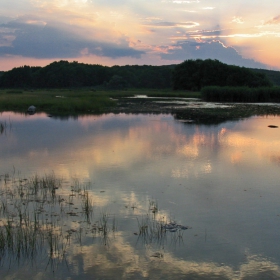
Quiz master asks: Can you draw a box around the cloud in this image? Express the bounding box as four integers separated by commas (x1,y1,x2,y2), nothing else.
232,16,244,24
202,7,215,10
265,15,280,25
0,19,144,59
168,0,200,3
159,40,268,68
144,21,199,28
0,0,279,70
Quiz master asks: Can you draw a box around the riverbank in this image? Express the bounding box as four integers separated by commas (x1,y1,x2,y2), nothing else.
1,89,280,124
112,96,280,124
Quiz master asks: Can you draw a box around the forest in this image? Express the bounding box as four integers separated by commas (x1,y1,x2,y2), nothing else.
0,61,173,89
172,59,273,90
0,59,279,90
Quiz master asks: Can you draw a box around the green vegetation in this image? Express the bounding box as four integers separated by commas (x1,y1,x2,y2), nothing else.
2,60,280,91
0,89,116,114
201,86,280,102
1,59,280,116
174,104,280,125
0,89,199,115
0,171,189,268
252,68,280,86
172,59,272,90
0,61,173,89
0,172,118,267
141,90,200,98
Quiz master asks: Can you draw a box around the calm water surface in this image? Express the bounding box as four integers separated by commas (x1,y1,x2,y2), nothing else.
1,111,280,279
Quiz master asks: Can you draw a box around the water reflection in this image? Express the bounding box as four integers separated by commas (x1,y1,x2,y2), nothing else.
3,239,280,279
1,112,280,279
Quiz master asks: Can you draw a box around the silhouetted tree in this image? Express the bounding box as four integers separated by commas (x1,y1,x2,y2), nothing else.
172,59,272,90
0,59,274,90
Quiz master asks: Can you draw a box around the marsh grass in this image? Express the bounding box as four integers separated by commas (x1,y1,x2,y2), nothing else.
143,90,200,99
136,208,167,245
0,122,5,134
136,215,187,247
0,172,114,269
106,89,200,98
0,89,201,115
0,170,191,271
82,190,93,223
0,89,116,114
149,199,159,214
6,90,23,94
0,118,12,135
201,86,280,102
96,212,117,235
136,200,190,246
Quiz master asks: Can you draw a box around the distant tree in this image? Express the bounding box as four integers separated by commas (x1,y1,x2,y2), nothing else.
107,75,127,89
0,66,41,88
252,68,280,86
172,59,272,90
0,59,274,90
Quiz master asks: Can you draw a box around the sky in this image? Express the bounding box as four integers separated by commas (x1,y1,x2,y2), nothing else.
0,0,280,71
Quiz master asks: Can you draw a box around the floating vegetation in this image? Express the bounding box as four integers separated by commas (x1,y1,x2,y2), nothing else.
0,171,192,274
0,172,116,270
136,200,191,245
162,222,191,232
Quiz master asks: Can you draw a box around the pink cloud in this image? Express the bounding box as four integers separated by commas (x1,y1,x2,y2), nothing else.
265,15,280,25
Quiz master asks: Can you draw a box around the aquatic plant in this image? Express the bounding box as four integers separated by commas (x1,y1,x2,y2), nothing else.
0,172,108,268
136,200,191,246
0,119,12,135
82,190,93,222
0,170,192,273
136,214,167,245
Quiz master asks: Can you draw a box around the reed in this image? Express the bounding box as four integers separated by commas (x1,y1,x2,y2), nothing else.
0,122,4,134
0,171,121,269
0,88,202,115
136,214,167,245
82,190,93,222
0,89,117,114
201,86,280,102
0,169,193,272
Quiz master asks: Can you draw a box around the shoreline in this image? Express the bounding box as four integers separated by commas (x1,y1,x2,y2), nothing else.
110,97,280,124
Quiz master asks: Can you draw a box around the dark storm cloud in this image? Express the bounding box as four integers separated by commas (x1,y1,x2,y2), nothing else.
0,20,144,59
160,40,268,68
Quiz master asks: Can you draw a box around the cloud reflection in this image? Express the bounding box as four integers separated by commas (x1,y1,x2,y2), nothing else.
2,113,280,278
64,235,280,279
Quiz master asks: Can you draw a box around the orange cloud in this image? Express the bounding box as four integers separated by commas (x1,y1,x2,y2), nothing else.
265,15,280,25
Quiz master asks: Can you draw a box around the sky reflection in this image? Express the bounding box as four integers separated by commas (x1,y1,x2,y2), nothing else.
1,112,280,279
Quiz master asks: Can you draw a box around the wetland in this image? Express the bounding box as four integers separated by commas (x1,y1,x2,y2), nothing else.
1,92,280,279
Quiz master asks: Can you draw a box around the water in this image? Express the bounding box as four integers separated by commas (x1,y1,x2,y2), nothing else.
1,111,280,279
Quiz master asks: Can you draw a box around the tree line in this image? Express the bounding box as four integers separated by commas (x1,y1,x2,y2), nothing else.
0,59,278,90
172,59,272,90
0,61,173,89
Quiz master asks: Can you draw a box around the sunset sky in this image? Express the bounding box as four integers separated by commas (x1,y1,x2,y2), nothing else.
0,0,280,71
